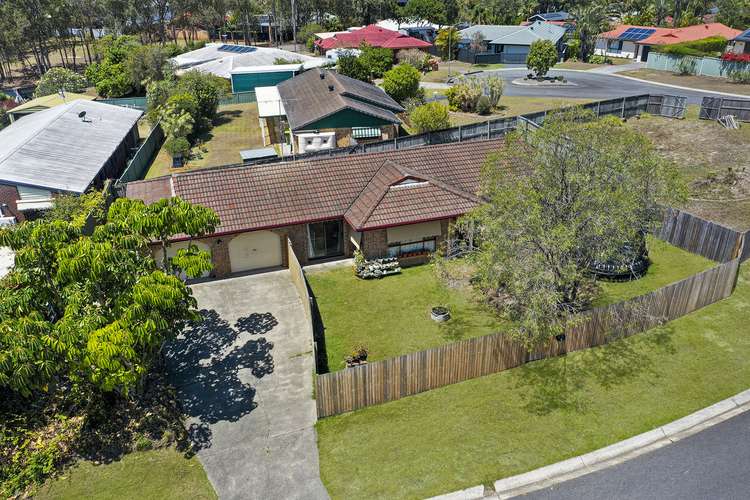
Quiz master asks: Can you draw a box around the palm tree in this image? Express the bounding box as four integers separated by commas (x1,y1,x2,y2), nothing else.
572,4,609,63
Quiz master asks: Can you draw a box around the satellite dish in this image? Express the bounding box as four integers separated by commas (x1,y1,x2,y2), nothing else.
78,111,87,119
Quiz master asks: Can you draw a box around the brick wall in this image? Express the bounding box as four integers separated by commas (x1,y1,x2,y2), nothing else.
360,229,388,258
0,183,23,222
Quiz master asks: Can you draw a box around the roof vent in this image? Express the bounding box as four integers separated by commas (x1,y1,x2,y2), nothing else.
328,84,335,91
319,69,325,79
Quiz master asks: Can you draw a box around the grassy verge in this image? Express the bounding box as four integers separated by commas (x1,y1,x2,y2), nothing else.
554,57,633,70
317,263,750,499
618,68,750,96
35,448,216,500
145,102,264,179
438,96,593,127
307,264,508,371
594,236,715,307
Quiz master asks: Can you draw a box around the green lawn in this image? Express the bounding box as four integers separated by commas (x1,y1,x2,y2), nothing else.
307,264,509,371
594,236,715,307
317,262,750,499
35,448,216,500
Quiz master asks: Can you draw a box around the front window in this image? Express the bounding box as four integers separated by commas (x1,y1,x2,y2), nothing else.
308,220,344,259
387,238,436,258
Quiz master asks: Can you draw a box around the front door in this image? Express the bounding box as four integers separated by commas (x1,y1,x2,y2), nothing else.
640,45,650,62
308,220,344,259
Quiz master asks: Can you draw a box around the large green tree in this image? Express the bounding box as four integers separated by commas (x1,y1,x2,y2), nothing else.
0,196,218,397
464,109,685,350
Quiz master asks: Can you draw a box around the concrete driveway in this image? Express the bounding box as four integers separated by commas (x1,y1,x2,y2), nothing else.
166,270,328,500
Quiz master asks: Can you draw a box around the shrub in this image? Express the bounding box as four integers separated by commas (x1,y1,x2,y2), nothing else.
165,92,199,123
566,38,581,60
435,27,459,59
134,435,153,451
34,68,88,97
527,39,558,78
445,77,482,112
476,95,491,115
396,49,430,71
728,69,750,83
675,56,697,75
482,75,504,109
410,101,450,132
174,70,227,129
298,23,324,51
722,52,750,63
656,36,728,57
382,64,422,103
337,52,371,82
358,44,394,79
86,60,132,97
588,54,606,64
164,136,191,157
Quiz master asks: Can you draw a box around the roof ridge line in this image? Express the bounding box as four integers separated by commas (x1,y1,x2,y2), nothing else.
345,160,408,228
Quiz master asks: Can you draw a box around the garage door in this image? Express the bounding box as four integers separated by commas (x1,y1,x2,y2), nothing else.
229,231,282,273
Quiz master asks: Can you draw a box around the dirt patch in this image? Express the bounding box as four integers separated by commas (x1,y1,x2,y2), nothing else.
627,109,750,230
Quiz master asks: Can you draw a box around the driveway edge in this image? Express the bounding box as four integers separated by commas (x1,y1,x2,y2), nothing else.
425,388,750,500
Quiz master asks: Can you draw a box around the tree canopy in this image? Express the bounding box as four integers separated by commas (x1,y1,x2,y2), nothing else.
0,196,218,397
463,109,686,350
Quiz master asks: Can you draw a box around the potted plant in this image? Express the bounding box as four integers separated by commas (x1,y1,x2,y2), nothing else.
164,136,191,168
345,346,369,367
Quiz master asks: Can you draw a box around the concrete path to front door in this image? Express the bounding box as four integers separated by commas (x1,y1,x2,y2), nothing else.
166,270,329,500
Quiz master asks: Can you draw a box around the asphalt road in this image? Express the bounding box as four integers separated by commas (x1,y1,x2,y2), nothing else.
520,409,750,500
480,69,727,104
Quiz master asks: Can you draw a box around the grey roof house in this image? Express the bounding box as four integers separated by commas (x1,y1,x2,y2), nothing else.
457,21,568,64
0,99,142,222
271,69,404,154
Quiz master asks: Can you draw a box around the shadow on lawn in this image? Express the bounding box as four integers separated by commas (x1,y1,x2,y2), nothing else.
516,324,676,416
166,309,277,451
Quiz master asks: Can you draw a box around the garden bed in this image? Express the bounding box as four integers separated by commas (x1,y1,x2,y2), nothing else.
317,262,750,499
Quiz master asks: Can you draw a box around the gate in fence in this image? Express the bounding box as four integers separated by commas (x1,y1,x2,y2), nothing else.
699,96,750,122
646,94,687,118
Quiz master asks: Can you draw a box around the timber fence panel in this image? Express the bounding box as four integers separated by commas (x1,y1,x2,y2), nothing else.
655,207,744,262
699,96,750,122
740,232,750,262
315,257,740,418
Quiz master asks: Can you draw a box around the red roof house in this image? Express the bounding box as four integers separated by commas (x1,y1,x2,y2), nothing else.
315,24,432,52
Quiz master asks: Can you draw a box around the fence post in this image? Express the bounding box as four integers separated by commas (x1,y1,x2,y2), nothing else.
621,97,626,118
458,125,462,142
596,101,601,117
487,120,490,139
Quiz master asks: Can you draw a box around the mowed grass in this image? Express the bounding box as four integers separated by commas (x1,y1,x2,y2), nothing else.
146,102,265,179
35,448,216,500
445,96,594,127
594,236,715,307
619,68,750,96
307,264,508,371
317,263,750,500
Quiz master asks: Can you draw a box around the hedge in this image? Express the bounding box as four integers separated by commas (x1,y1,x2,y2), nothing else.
654,36,728,57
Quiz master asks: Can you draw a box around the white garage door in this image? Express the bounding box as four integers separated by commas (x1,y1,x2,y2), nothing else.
229,231,282,273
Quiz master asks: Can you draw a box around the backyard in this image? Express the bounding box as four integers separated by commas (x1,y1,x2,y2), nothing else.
316,262,750,499
627,106,750,231
307,236,714,372
145,102,266,179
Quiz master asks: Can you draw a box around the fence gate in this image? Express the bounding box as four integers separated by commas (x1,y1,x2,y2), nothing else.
699,96,750,122
647,94,687,118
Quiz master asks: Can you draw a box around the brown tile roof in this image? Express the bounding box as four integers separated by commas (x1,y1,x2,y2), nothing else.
344,161,481,230
125,176,173,205
277,69,404,131
126,139,505,236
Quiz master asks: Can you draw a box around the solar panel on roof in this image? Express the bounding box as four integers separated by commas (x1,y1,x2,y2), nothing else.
619,28,656,41
218,44,256,53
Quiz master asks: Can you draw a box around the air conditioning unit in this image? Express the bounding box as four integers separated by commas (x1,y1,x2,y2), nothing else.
296,131,336,154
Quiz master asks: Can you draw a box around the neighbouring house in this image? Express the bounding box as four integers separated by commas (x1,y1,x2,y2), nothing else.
527,11,572,23
125,138,504,278
728,29,750,55
0,100,141,222
457,21,567,63
314,24,432,55
264,69,404,154
325,48,363,63
6,92,95,122
230,63,304,93
171,43,326,79
374,19,440,42
596,23,741,62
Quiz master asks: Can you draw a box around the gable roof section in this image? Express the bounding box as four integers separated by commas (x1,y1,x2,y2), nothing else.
0,100,142,193
344,161,481,230
735,29,750,42
277,70,404,131
459,25,526,42
489,21,566,45
126,139,504,236
529,11,570,22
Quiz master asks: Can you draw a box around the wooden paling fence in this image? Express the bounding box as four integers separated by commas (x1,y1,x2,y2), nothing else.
315,258,741,417
656,207,746,263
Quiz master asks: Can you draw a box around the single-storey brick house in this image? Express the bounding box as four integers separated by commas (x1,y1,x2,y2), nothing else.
126,139,504,278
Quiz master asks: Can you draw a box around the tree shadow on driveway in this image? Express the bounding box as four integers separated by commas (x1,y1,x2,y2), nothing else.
166,309,278,451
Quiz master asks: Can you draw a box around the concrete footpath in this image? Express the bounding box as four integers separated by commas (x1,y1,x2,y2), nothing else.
428,388,750,499
167,271,329,500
